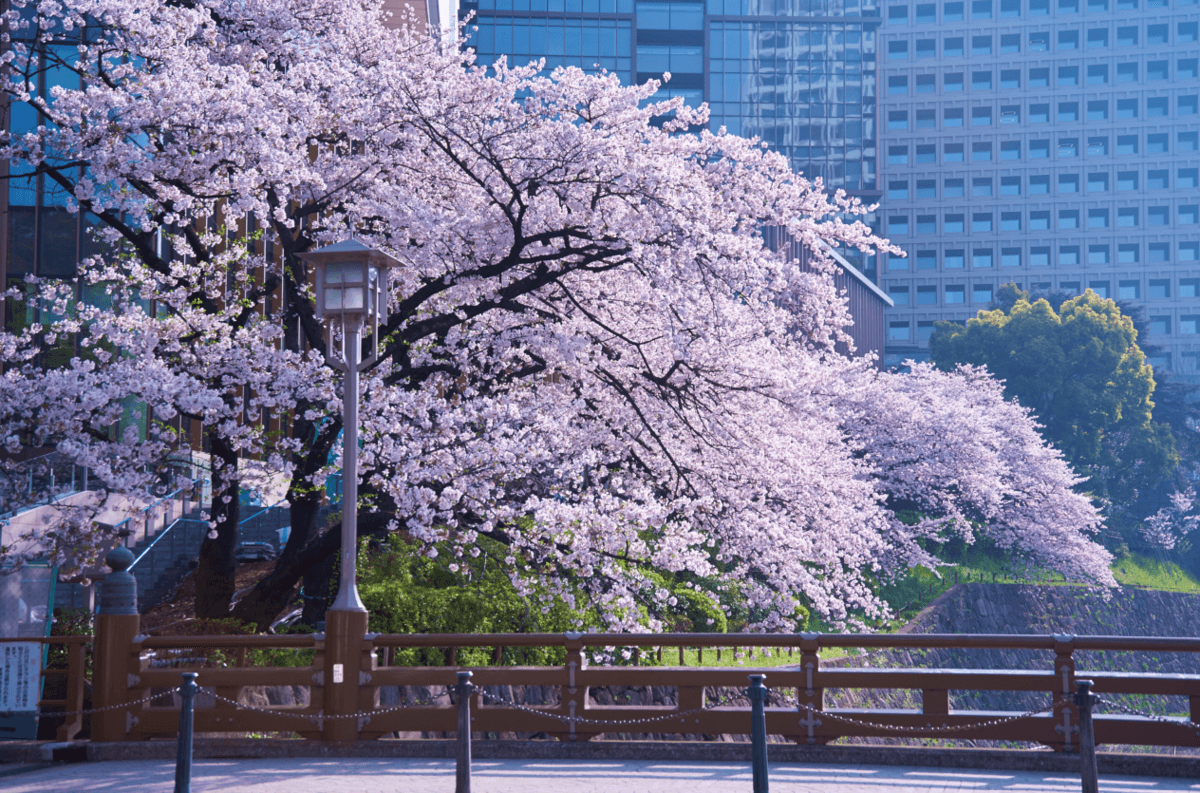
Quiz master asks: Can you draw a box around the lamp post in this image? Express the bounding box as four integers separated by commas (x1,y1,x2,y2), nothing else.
298,239,398,740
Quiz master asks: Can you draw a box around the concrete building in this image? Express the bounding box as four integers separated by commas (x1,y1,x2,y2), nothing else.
877,0,1200,379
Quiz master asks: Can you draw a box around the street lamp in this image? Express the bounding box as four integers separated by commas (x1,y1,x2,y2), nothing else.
298,239,399,614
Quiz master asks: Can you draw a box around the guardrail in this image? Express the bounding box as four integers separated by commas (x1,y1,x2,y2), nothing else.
11,627,1198,750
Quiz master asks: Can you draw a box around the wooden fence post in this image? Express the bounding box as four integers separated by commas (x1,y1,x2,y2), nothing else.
93,546,141,742
322,610,369,742
1053,634,1078,752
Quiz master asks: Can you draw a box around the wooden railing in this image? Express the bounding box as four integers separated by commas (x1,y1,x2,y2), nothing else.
17,629,1198,750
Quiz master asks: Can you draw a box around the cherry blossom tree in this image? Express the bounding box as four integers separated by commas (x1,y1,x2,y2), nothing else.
0,0,1114,629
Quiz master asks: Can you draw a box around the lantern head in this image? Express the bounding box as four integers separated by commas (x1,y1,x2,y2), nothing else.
299,239,400,326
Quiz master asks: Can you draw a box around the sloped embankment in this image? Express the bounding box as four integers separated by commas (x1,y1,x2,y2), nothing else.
825,583,1200,718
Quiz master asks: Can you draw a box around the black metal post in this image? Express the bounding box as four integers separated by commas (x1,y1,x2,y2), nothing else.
175,672,198,793
748,674,769,793
456,670,475,793
1075,679,1098,793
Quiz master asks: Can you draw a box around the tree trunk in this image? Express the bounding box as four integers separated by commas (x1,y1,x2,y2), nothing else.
194,434,240,619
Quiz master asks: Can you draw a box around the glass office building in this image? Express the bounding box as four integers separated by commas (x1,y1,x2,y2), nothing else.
877,0,1200,380
465,0,884,275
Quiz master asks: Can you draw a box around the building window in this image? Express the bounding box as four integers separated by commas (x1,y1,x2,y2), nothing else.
1117,208,1138,226
1149,279,1170,299
1117,62,1137,82
944,37,964,56
1148,60,1169,80
888,145,909,164
972,213,993,232
889,322,912,341
1030,0,1048,13
890,286,911,305
1061,281,1081,294
1001,141,1021,159
1182,242,1200,261
1149,242,1169,262
1001,33,1020,52
945,213,965,232
1147,97,1168,117
1181,21,1199,41
1058,174,1079,192
1030,210,1051,228
889,215,910,234
972,177,993,196
917,321,937,340
1117,171,1138,190
1030,175,1050,193
889,110,909,129
1119,280,1140,299
1030,103,1049,123
1180,58,1199,79
945,1,965,20
1185,281,1200,299
1002,248,1021,267
945,108,964,126
1089,245,1109,264
1001,0,1021,15
916,109,936,128
973,35,992,54
1030,139,1050,158
1087,100,1108,120
972,142,992,160
1058,102,1079,122
946,249,965,268
1117,25,1137,46
1030,247,1050,266
1087,28,1108,47
945,178,965,197
917,74,936,92
1181,205,1200,225
1029,67,1049,86
1088,173,1108,191
1148,134,1169,154
1088,209,1109,228
1001,177,1021,195
917,214,937,233
1181,315,1200,334
1058,66,1079,86
917,287,937,305
1181,96,1200,115
973,0,993,17
1150,317,1170,336
1001,69,1020,89
889,4,910,21
1148,170,1169,189
1058,30,1079,49
917,38,936,56
1059,210,1080,229
1148,206,1169,226
889,253,910,270
917,251,938,269
1089,281,1110,298
1181,132,1199,151
973,71,993,90
1088,137,1108,155
917,144,936,163
945,72,964,90
974,248,994,268
1059,246,1080,265
972,108,992,127
945,285,966,304
974,284,994,303
1148,24,1168,45
1059,138,1078,157
1118,244,1139,263
916,2,937,22
944,143,964,161
888,180,909,199
1117,135,1137,155
888,40,909,59
1087,65,1108,84
888,76,909,94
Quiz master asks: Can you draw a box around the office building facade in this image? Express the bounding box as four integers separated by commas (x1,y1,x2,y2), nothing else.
877,0,1200,380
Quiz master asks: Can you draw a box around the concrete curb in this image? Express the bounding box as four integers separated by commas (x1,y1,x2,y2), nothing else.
2,739,1195,778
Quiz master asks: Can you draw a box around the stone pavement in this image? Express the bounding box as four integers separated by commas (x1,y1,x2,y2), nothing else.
4,758,1200,792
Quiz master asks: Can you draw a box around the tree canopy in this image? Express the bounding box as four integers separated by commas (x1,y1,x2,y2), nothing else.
930,285,1178,536
0,0,1114,630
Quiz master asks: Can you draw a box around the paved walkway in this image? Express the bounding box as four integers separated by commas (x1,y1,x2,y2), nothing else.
3,758,1200,792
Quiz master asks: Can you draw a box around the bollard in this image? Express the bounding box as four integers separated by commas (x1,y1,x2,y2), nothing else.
175,672,199,793
748,674,769,793
456,671,475,793
1075,679,1098,793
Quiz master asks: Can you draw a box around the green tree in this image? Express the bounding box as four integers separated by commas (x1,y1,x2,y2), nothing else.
930,285,1177,539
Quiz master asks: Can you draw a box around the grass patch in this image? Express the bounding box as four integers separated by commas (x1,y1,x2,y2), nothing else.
1111,553,1200,594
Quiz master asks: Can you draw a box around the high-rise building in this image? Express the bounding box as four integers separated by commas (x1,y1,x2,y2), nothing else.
464,0,885,274
877,0,1200,380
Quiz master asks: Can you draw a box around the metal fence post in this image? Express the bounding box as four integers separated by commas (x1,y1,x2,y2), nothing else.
456,671,475,793
175,672,198,793
748,674,769,793
1075,679,1098,793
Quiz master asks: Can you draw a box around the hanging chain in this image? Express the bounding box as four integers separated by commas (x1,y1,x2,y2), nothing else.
1093,696,1200,734
766,691,1052,735
476,687,745,726
33,687,182,718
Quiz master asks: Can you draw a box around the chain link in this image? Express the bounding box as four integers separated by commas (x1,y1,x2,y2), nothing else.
1093,696,1200,734
476,687,744,726
767,693,1051,735
33,687,183,718
208,691,448,722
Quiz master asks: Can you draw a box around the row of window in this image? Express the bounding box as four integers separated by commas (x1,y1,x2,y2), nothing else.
890,277,1199,302
885,0,1191,25
887,170,1200,197
885,61,1198,94
887,206,1200,233
889,313,1196,342
886,97,1198,129
886,23,1198,58
885,133,1200,163
885,242,1200,270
